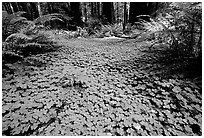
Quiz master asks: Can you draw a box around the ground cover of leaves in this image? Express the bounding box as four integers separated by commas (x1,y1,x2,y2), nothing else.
2,36,202,136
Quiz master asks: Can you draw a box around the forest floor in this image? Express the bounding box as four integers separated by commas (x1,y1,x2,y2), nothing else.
2,34,202,136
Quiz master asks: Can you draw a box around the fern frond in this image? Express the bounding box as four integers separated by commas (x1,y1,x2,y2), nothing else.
2,11,29,38
12,11,27,17
5,33,32,44
3,11,27,24
34,13,71,25
19,42,58,56
18,21,36,34
10,17,27,24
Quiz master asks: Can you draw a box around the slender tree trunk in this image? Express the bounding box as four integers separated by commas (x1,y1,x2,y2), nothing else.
47,2,52,14
47,2,54,27
116,2,119,23
37,2,42,17
90,2,94,17
9,2,14,13
123,2,127,31
94,2,97,17
83,2,87,22
111,2,115,23
10,2,18,12
97,2,100,19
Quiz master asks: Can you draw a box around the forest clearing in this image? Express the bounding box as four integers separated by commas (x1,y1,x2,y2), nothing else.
2,2,202,136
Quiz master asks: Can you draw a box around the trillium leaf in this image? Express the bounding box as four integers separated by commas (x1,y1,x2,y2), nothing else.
172,86,181,93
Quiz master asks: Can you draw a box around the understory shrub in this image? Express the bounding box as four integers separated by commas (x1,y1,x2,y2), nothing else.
53,27,89,39
139,2,201,59
85,18,102,35
136,2,202,79
88,23,124,38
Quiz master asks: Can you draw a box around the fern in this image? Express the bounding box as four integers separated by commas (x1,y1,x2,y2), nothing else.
18,21,36,35
2,11,28,38
5,33,32,44
2,11,65,66
34,13,71,25
2,51,23,64
19,42,58,56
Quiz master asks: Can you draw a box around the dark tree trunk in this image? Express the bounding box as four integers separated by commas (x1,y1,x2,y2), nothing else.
123,2,127,31
83,2,88,22
111,2,115,23
47,2,53,14
102,2,114,24
2,3,6,11
70,2,82,26
129,2,158,24
93,2,97,17
91,2,94,16
129,2,149,24
30,2,39,20
148,2,159,17
97,2,100,19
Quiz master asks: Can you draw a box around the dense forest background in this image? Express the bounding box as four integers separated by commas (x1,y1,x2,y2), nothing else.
2,2,158,27
2,2,202,78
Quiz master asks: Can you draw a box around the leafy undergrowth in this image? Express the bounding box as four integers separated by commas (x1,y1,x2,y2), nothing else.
2,37,202,136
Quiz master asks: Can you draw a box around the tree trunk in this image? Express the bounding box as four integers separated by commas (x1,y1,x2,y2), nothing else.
102,2,114,24
30,2,39,20
94,2,97,17
37,2,42,17
115,2,119,23
111,2,115,23
97,2,100,19
83,2,88,22
129,2,149,24
10,2,19,12
90,2,94,17
9,2,14,13
129,2,158,24
70,2,82,26
47,2,53,14
123,2,127,31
